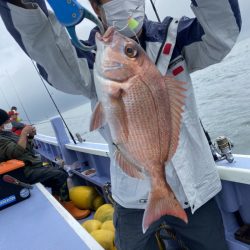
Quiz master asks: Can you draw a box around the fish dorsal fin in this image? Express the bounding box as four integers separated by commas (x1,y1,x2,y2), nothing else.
90,102,106,131
114,150,143,179
165,76,186,160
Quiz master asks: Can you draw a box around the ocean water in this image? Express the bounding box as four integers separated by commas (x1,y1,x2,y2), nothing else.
36,38,250,155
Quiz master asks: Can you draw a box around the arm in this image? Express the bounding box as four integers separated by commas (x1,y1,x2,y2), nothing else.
0,137,26,160
175,0,241,73
0,126,35,160
17,125,35,149
0,0,96,98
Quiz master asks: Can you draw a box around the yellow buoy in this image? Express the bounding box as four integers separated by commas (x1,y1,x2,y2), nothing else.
94,204,114,223
101,220,115,232
93,195,105,210
91,229,115,250
82,219,102,234
69,186,97,209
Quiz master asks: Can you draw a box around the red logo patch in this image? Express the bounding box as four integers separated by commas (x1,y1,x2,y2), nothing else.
163,43,172,55
172,66,184,76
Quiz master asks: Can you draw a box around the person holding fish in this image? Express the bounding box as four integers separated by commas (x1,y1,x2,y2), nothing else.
0,0,241,249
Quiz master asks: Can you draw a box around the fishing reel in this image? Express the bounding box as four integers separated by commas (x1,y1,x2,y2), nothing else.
210,136,234,163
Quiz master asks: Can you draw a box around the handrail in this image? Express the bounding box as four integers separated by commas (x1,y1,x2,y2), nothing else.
34,133,250,184
65,142,109,157
35,134,58,146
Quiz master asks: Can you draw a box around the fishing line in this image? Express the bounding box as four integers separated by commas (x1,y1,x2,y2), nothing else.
131,28,141,45
115,20,141,45
32,120,51,125
5,70,32,124
30,60,77,144
149,0,161,22
113,3,142,45
0,83,11,109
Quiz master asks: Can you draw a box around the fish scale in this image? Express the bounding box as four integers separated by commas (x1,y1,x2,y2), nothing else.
124,81,160,158
91,27,188,233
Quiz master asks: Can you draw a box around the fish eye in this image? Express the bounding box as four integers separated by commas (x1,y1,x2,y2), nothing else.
124,44,138,58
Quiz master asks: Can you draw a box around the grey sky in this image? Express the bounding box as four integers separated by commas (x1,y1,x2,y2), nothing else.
0,0,249,122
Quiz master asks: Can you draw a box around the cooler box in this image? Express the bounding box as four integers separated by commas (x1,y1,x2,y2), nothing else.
0,160,31,210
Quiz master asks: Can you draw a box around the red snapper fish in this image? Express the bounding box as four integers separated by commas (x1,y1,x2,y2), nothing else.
91,27,188,233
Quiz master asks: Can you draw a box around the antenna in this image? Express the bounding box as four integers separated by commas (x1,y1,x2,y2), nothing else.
31,60,77,144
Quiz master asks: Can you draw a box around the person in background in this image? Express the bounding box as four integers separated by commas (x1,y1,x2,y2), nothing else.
8,110,25,136
0,108,89,220
0,0,242,249
10,106,22,122
11,106,17,111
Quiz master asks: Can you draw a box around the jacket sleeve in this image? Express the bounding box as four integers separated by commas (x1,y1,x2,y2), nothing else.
0,0,95,98
0,139,26,160
176,0,242,73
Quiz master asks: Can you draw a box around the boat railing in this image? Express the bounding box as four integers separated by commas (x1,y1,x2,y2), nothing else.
33,116,250,250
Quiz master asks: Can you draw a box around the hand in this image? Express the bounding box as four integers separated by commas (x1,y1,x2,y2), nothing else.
29,126,37,137
18,125,35,148
21,125,36,137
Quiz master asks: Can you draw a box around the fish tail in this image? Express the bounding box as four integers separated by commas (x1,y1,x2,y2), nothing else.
142,187,188,233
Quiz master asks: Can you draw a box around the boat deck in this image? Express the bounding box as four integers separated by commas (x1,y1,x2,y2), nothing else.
0,183,103,250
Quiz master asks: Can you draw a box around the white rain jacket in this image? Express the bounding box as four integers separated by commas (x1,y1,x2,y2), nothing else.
0,0,241,212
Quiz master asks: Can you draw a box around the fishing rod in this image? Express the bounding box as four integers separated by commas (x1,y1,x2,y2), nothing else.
4,70,32,124
31,60,77,144
149,0,161,22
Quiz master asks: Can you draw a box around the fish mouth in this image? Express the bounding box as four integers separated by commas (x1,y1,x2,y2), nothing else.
95,27,118,72
95,27,131,82
96,27,116,45
98,64,130,83
102,62,123,71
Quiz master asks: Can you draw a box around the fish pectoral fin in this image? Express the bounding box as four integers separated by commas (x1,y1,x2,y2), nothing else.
114,150,143,179
107,76,137,98
142,187,188,233
107,83,123,98
90,102,106,131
